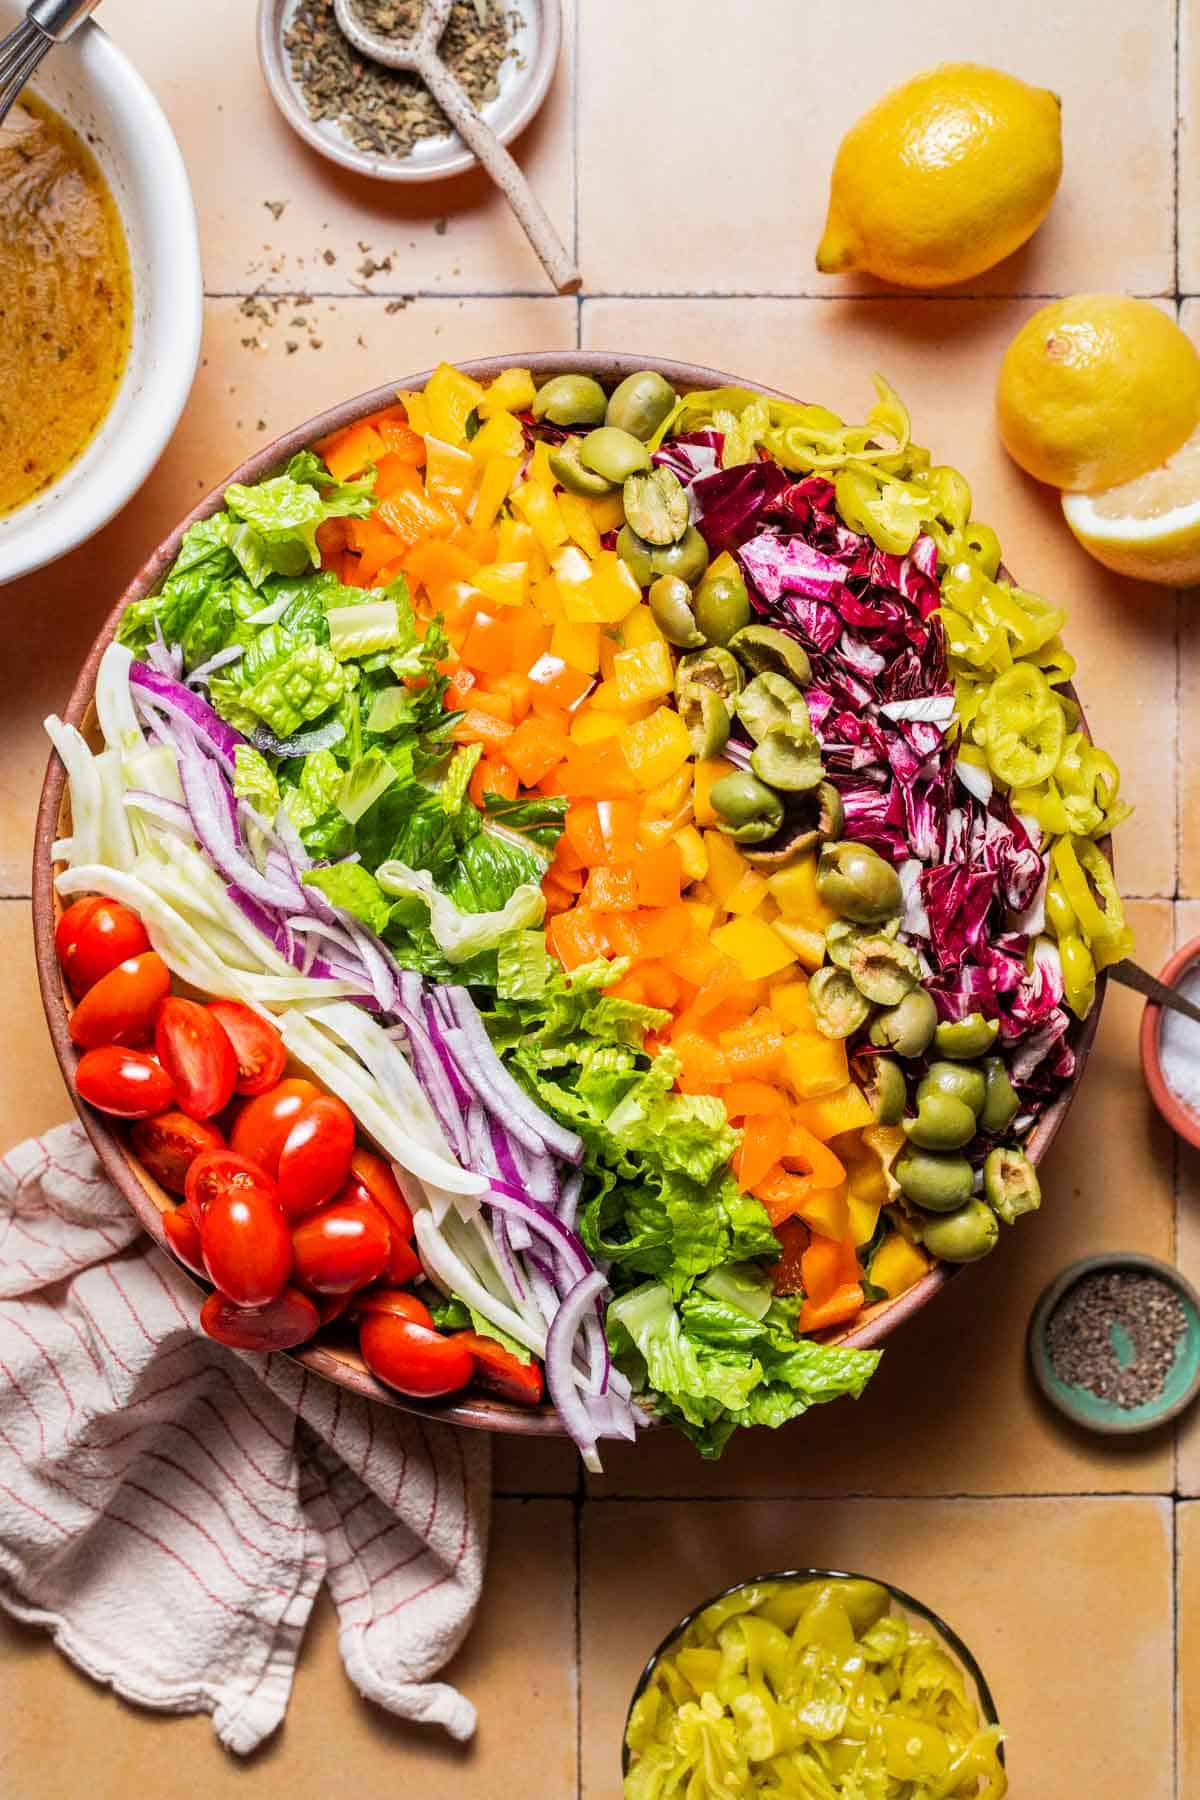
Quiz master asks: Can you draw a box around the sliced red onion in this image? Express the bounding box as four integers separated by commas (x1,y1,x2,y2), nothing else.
526,1255,560,1327
146,631,183,680
545,1271,610,1470
558,1171,583,1234
399,968,424,1015
524,1150,559,1213
484,1184,591,1281
491,1212,527,1303
422,998,473,1111
251,718,346,758
467,1102,498,1178
488,1117,527,1196
187,644,245,687
130,662,243,772
178,751,307,915
442,987,583,1165
393,1005,468,1159
123,791,193,834
345,919,400,1012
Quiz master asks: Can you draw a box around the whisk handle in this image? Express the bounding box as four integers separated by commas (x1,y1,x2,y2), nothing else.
26,0,102,44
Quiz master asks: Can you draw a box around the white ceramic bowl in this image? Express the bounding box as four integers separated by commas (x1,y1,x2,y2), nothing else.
0,8,202,585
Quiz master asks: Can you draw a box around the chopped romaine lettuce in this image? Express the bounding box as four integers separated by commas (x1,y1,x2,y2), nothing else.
302,861,393,936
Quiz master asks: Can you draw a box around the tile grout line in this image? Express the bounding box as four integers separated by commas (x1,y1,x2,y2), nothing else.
198,286,1199,304
1173,1495,1181,1800
582,1488,1178,1505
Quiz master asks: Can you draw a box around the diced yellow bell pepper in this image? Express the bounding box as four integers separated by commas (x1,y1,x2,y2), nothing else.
473,561,530,609
531,575,564,624
497,517,536,562
724,871,771,916
469,411,525,463
511,480,569,555
423,362,485,446
614,640,674,706
701,830,750,905
694,758,735,828
588,677,657,720
622,707,693,790
791,1082,875,1142
770,917,828,972
528,439,557,488
796,1184,850,1242
478,366,535,419
587,550,642,626
569,709,624,745
551,618,602,674
683,897,717,936
781,1032,849,1099
770,981,815,1032
676,825,708,883
423,436,478,513
584,491,626,533
767,853,838,930
846,1189,884,1249
471,452,522,530
869,1235,931,1300
644,766,693,817
396,388,432,436
619,605,669,652
559,492,603,559
711,916,797,980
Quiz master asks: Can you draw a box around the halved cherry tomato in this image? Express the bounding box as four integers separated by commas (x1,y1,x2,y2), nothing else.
55,897,151,998
291,1196,391,1295
382,1236,423,1286
130,1110,224,1194
205,1001,287,1096
230,1078,322,1175
68,951,170,1049
315,1292,354,1327
200,1286,319,1351
352,1287,434,1326
154,996,239,1121
358,1311,474,1398
276,1094,355,1218
346,1147,414,1241
200,1185,292,1308
75,1046,174,1118
453,1331,544,1406
161,1204,206,1277
184,1149,275,1225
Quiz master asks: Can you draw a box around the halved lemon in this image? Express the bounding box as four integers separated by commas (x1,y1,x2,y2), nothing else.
1061,422,1200,585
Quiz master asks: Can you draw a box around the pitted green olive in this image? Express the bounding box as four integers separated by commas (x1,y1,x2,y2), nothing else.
622,467,689,545
532,373,607,427
679,685,730,759
817,841,903,924
650,525,711,587
983,1145,1041,1224
807,966,871,1039
933,1013,1000,1060
604,369,677,441
826,917,898,972
895,1145,975,1212
868,987,937,1058
847,935,921,1006
580,426,651,484
918,1061,987,1116
616,523,655,587
649,574,704,648
729,624,812,686
750,721,824,792
735,672,809,743
919,1199,999,1263
548,437,615,497
675,646,743,706
979,1057,1020,1134
819,780,845,841
709,771,785,843
867,1056,907,1126
903,1092,977,1151
692,554,751,645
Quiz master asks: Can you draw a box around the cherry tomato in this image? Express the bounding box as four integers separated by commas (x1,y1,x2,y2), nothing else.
129,1109,224,1194
276,1094,355,1218
453,1331,544,1406
68,951,170,1049
75,1046,174,1118
184,1149,275,1225
382,1236,423,1286
55,896,151,998
353,1287,434,1326
315,1292,353,1327
154,996,239,1121
200,1286,319,1352
358,1311,474,1399
205,1001,287,1096
291,1196,391,1295
200,1184,292,1308
161,1204,206,1277
346,1147,414,1241
230,1078,322,1175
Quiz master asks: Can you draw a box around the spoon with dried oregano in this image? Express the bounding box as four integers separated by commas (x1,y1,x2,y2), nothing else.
333,0,579,292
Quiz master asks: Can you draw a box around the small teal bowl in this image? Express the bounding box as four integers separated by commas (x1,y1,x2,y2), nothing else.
1028,1252,1200,1435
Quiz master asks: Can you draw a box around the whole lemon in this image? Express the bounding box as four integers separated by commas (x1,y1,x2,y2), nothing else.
997,296,1200,491
816,63,1062,289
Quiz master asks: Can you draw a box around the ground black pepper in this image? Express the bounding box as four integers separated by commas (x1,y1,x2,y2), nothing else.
1046,1270,1188,1409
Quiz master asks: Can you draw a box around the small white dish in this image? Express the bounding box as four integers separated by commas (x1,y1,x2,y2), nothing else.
258,0,559,184
0,4,202,587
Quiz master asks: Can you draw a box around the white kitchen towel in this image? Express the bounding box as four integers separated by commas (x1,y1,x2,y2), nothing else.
0,1121,491,1754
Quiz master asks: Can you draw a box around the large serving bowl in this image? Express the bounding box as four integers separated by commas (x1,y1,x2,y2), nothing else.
0,5,202,584
33,354,1108,1437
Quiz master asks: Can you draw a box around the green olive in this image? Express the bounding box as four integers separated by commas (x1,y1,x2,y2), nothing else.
729,624,811,686
750,721,824,791
675,646,743,706
918,1061,987,1115
649,574,703,649
650,525,710,587
867,1056,907,1126
819,780,845,841
622,467,689,545
807,966,871,1040
919,1199,999,1263
692,556,751,646
847,935,921,1006
532,373,607,427
933,1012,1000,1060
580,426,652,484
979,1057,1020,1134
709,771,785,844
735,672,809,743
895,1146,975,1213
678,685,730,759
604,369,677,441
903,1092,978,1151
825,917,898,972
817,841,903,924
868,987,938,1058
983,1145,1041,1225
547,437,615,497
616,523,655,587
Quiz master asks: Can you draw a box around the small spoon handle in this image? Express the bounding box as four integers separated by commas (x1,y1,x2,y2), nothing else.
1107,957,1200,1027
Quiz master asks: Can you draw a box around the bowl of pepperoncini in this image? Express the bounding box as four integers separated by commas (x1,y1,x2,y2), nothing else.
623,1570,1007,1797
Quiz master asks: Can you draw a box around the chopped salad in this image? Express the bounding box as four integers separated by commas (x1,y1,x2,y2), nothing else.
45,361,1132,1464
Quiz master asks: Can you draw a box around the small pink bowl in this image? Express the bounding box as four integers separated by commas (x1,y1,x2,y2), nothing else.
1139,935,1200,1150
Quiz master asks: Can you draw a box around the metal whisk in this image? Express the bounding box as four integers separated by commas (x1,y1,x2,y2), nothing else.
0,0,102,130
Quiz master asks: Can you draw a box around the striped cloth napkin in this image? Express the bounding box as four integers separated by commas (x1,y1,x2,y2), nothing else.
0,1122,491,1754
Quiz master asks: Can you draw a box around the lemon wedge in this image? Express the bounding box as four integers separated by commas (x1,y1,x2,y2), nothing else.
1062,423,1200,585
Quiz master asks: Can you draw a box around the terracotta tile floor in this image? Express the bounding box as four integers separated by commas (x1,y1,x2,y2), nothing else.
1,2,1196,1794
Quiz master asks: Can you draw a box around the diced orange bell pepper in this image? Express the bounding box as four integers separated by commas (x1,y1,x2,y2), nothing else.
664,931,724,989
487,672,532,722
797,1283,865,1335
639,964,685,1010
800,1235,861,1306
377,415,427,463
714,1019,786,1083
554,743,639,801
550,618,602,675
316,517,350,561
372,452,427,502
527,653,594,716
790,1084,875,1143
771,1220,811,1296
548,908,610,971
783,1124,846,1191
475,561,530,609
461,611,516,678
502,716,570,786
734,1115,790,1193
597,799,641,861
722,1081,789,1119
563,801,608,867
378,482,457,548
608,970,649,1004
464,689,514,724
349,516,405,587
635,842,683,909
447,665,477,706
509,612,553,675
405,539,478,591
468,756,519,808
581,865,639,912
324,421,386,482
453,708,514,749
694,758,735,828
